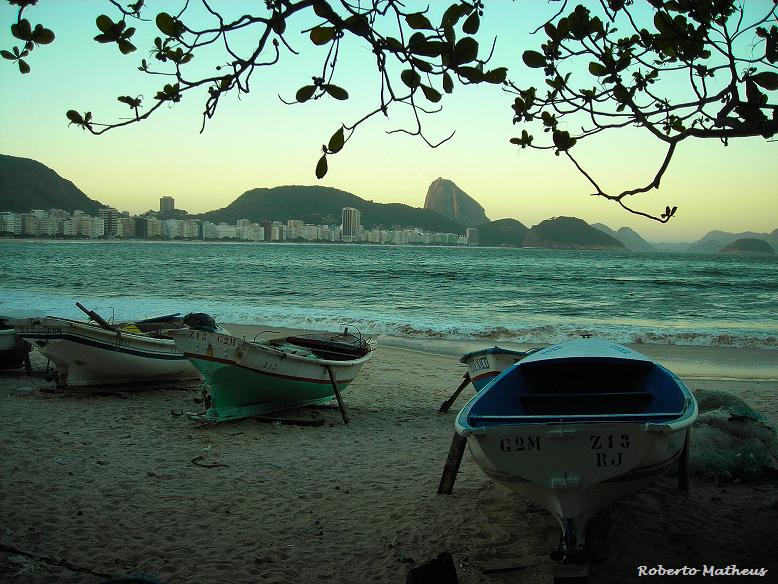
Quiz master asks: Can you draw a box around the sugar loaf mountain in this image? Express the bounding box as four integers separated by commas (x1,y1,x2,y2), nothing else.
2,153,776,251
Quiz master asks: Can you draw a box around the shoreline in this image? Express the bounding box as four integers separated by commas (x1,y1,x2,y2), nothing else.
1,326,777,582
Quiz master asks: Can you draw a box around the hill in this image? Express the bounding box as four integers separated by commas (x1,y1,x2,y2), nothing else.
200,185,464,233
423,178,489,227
524,217,624,249
688,230,773,253
719,238,775,255
591,223,654,251
476,218,528,247
0,154,103,214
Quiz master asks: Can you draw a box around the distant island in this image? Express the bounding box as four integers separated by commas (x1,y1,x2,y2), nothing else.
1,153,776,252
719,238,775,255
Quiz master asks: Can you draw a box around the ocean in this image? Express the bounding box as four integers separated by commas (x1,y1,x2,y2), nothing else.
1,239,776,349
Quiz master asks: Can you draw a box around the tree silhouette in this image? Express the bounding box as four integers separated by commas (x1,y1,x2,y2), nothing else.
3,0,776,222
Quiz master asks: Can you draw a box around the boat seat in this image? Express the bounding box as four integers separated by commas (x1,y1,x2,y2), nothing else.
470,411,685,422
519,390,654,415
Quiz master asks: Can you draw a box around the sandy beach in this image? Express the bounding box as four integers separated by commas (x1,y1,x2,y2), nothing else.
1,326,777,583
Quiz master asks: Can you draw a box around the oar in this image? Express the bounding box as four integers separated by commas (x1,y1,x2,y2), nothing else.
75,302,116,332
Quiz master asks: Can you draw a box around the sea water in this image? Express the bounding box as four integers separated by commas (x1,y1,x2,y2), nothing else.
1,240,776,349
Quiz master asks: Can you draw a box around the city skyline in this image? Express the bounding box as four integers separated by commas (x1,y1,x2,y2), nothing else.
1,2,776,242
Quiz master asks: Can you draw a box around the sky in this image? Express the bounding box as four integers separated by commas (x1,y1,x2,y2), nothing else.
0,1,776,242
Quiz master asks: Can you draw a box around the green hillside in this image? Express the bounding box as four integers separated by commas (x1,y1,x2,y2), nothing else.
199,185,464,233
477,218,528,246
524,217,624,249
0,154,103,214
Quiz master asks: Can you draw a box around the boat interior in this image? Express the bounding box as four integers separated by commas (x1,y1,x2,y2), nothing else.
269,333,372,361
467,357,689,425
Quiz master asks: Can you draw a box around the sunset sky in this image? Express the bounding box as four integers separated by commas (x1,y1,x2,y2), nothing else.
1,1,775,242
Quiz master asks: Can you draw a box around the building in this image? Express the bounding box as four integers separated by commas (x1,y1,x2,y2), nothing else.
341,207,361,242
116,217,136,238
99,207,119,237
0,212,22,235
466,227,479,245
159,196,175,213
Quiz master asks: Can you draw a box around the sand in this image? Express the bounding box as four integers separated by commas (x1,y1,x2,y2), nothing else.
1,328,777,583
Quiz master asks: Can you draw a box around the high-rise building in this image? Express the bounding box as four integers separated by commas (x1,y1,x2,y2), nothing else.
160,196,175,213
341,207,361,242
99,207,118,236
466,227,479,245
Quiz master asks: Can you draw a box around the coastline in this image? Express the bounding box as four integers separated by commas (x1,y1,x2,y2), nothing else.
1,326,776,583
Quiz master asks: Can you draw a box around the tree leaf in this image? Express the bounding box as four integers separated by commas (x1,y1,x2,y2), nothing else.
752,71,778,91
462,12,480,35
156,12,178,37
522,50,546,68
0,50,14,60
484,67,508,84
18,58,30,74
421,84,442,103
324,84,348,100
96,14,113,34
66,110,84,124
296,85,317,103
588,62,608,76
443,71,453,94
405,13,433,30
118,39,136,55
315,154,328,179
328,127,345,153
453,37,478,65
309,26,335,46
401,69,421,89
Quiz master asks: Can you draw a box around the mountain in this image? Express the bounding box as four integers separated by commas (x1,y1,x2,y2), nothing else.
0,154,103,214
423,178,489,227
524,217,624,249
477,218,529,247
767,229,778,251
719,238,775,255
688,229,772,253
591,223,654,251
200,185,465,233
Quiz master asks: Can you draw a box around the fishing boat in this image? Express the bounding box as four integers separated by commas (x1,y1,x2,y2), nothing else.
455,338,697,563
12,304,215,388
170,327,372,422
0,311,43,371
460,346,540,391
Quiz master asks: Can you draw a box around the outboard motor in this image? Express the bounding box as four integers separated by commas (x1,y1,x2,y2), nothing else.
182,312,219,332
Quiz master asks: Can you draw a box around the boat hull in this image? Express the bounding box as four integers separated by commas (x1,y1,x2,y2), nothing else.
461,420,689,545
172,329,371,421
461,347,536,391
455,338,698,552
13,317,199,388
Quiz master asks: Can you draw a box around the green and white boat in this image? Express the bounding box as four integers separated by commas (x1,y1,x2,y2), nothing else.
171,327,372,422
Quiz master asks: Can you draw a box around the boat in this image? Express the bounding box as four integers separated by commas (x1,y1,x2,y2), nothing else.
455,338,698,563
170,326,373,422
12,304,216,388
0,311,43,371
460,346,540,391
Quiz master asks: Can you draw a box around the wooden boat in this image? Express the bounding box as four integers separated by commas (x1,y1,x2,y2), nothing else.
0,311,42,371
12,305,213,388
460,346,540,391
171,327,372,422
455,338,697,562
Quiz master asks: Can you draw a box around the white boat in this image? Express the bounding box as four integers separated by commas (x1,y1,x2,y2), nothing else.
455,338,697,562
460,346,539,391
170,327,372,422
0,311,43,371
12,308,212,388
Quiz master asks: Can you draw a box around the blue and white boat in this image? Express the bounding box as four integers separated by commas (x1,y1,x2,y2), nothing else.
460,346,539,391
455,338,697,561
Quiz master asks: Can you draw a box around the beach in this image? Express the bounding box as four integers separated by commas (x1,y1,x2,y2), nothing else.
1,327,777,583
